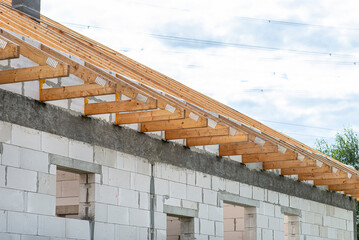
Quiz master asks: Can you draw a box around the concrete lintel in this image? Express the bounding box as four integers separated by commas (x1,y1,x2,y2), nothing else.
163,205,198,218
49,154,101,174
219,192,260,208
281,206,301,217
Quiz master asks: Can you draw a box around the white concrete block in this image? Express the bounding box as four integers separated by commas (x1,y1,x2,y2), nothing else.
94,222,115,240
186,185,202,203
156,229,166,240
154,178,169,196
38,172,56,196
108,205,130,225
7,167,37,192
114,225,137,240
212,176,225,191
41,132,69,157
182,200,198,210
164,197,181,207
0,233,20,240
253,186,265,201
94,145,116,167
0,166,5,187
49,164,56,175
131,173,150,193
94,203,108,223
155,196,164,212
0,121,11,143
215,221,223,237
225,180,239,194
11,125,41,150
26,192,55,215
95,184,118,205
239,183,252,198
69,140,93,162
203,189,217,205
198,203,209,219
208,205,222,221
0,188,24,211
108,168,131,189
20,148,48,173
289,196,300,209
169,181,186,199
65,218,90,240
0,210,6,232
118,188,139,208
262,202,275,217
196,172,211,189
117,152,137,172
186,170,196,185
140,192,150,210
38,215,65,238
2,144,20,167
278,193,289,207
154,212,167,230
161,164,182,182
7,211,37,235
200,219,214,235
129,208,150,227
267,190,279,204
136,158,151,176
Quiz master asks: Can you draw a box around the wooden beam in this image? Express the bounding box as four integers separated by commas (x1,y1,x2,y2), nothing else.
116,109,185,124
263,159,316,170
328,182,359,191
0,64,69,84
0,36,19,60
165,124,229,140
314,178,359,186
219,142,277,156
344,189,359,195
281,165,331,175
242,151,297,163
186,134,248,146
40,83,116,101
298,171,348,181
85,98,157,115
141,117,207,132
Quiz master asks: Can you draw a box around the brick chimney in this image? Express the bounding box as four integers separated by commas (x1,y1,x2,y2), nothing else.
12,0,41,19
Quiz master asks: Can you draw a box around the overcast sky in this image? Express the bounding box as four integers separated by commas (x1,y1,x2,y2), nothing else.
41,0,359,147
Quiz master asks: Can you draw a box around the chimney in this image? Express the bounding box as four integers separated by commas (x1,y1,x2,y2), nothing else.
12,0,41,19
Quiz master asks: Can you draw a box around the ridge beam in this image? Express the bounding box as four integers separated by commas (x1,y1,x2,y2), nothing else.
116,109,185,124
40,83,116,101
219,142,277,156
0,35,20,60
85,98,157,115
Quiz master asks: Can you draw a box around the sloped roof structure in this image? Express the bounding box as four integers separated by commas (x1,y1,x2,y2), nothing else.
1,0,359,199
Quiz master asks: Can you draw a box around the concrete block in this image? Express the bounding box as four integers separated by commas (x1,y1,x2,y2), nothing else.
18,235,48,240
0,82,22,95
239,183,252,198
136,157,151,176
212,176,225,191
169,181,186,199
208,205,222,221
200,219,214,235
155,196,164,212
49,164,56,175
108,167,131,189
41,132,69,157
0,188,24,211
261,229,273,240
257,215,269,228
114,225,137,240
26,192,55,215
94,222,115,240
117,152,137,172
65,218,90,240
0,121,11,143
20,148,48,173
186,185,202,203
196,172,211,189
267,190,279,204
131,173,150,193
11,125,41,150
198,203,209,219
225,180,239,194
161,164,182,182
0,166,5,187
94,146,116,167
0,210,6,232
154,212,167,230
261,202,275,217
38,215,65,238
164,197,181,207
0,233,20,240
182,200,198,210
140,192,150,210
38,172,56,196
129,208,150,227
278,193,289,207
7,167,37,192
155,229,166,240
154,178,169,196
94,203,108,222
2,144,20,167
95,184,118,205
215,221,223,237
7,211,37,235
107,205,129,225
203,189,217,206
69,140,93,163
253,186,265,201
118,188,139,208
186,170,196,185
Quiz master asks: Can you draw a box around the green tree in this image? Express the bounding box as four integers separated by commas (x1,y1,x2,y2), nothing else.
315,127,359,237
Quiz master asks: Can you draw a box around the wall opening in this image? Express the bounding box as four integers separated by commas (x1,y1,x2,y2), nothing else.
56,170,80,218
284,214,300,240
223,202,257,239
166,215,194,239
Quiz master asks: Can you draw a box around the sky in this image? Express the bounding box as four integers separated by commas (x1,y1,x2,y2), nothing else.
41,0,359,147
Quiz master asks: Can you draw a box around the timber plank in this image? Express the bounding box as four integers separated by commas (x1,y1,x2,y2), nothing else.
186,134,248,146
116,109,185,124
219,142,277,156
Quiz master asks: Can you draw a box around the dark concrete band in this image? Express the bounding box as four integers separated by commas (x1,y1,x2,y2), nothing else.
0,89,356,213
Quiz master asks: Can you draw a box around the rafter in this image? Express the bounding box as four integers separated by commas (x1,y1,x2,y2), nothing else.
40,83,116,101
281,165,331,175
0,35,19,60
298,171,348,181
219,142,277,156
314,178,359,186
263,159,316,170
328,182,359,191
85,98,157,115
186,134,248,147
116,109,185,124
242,151,297,163
165,124,229,140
